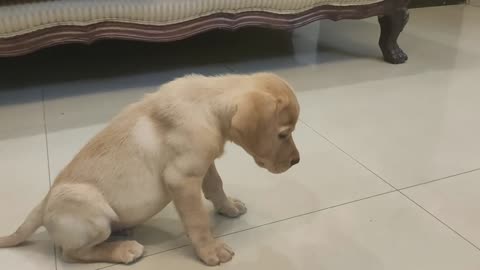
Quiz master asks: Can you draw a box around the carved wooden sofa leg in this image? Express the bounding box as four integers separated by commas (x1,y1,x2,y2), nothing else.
378,5,409,64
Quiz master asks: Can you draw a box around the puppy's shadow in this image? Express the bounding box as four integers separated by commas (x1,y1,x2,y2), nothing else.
109,217,186,247
172,242,300,269
125,205,244,245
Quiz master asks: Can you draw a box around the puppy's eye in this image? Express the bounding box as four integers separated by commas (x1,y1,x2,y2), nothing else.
278,133,289,139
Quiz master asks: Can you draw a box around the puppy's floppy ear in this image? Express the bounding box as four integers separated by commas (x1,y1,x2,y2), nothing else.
230,91,275,148
275,96,287,112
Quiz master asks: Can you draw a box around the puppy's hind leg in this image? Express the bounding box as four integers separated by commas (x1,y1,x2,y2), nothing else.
64,240,144,264
45,185,144,264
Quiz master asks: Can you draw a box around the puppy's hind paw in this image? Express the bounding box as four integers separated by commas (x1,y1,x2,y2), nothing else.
114,241,144,264
217,197,247,218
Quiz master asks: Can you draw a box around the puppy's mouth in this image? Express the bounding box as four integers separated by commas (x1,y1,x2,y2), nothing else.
254,158,287,174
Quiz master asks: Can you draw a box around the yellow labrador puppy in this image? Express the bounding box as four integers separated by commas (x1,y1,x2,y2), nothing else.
0,73,300,266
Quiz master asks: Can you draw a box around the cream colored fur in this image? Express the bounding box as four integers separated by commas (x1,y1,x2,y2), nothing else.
0,73,300,266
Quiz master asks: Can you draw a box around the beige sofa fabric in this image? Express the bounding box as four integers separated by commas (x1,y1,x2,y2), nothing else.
0,0,382,37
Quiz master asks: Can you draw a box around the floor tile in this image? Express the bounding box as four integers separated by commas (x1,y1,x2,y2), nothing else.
403,169,480,247
107,192,480,270
49,121,391,270
0,89,46,140
0,90,55,270
297,68,480,188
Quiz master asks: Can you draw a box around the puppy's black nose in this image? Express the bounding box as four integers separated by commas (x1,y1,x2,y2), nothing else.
290,157,300,166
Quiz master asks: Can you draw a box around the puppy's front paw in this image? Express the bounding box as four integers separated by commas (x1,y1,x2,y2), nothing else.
217,197,247,218
196,240,234,266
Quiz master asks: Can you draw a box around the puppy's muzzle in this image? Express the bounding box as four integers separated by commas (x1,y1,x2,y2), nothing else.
290,157,300,167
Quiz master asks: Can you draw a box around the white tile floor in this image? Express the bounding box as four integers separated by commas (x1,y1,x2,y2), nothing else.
1,4,480,270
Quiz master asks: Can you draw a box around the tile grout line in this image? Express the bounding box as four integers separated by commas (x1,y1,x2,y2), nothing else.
300,119,480,190
300,119,480,192
215,191,396,238
96,190,397,270
41,90,53,187
398,167,480,191
299,119,480,252
299,119,397,190
399,190,480,251
41,89,58,270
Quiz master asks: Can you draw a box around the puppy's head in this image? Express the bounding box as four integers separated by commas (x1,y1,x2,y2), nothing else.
230,73,300,174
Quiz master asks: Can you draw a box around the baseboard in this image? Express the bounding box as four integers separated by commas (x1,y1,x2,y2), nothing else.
409,0,466,8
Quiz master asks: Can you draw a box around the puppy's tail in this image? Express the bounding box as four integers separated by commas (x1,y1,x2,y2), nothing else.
0,201,44,247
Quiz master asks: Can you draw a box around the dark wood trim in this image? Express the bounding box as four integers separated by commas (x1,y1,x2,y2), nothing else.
409,0,465,8
0,2,390,57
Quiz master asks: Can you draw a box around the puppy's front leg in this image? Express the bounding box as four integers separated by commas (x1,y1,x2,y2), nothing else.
203,163,247,218
166,168,234,266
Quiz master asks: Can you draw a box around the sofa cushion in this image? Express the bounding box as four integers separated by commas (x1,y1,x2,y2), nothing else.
0,0,382,37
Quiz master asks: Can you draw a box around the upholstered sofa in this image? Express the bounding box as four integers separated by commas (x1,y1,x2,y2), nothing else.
0,0,410,63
